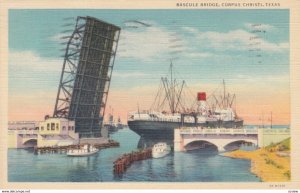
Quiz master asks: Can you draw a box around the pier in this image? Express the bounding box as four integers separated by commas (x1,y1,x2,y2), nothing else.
113,148,152,175
34,140,119,154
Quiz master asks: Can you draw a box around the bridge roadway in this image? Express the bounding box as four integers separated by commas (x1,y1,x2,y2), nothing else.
174,127,258,152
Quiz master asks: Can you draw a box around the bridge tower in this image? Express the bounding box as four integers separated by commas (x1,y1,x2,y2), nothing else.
53,16,121,138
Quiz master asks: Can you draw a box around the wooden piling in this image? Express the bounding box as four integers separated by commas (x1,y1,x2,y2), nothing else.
113,148,152,175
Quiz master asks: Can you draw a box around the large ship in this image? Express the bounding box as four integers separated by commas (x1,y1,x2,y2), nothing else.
127,64,243,141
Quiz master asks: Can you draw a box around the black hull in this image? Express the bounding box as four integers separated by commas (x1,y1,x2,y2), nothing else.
128,119,244,141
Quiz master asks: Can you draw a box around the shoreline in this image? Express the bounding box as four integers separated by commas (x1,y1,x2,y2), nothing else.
223,149,290,182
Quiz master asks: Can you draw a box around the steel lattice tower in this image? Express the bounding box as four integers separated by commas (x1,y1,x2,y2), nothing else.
53,16,121,138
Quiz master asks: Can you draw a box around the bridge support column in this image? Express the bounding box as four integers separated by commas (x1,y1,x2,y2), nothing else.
217,146,226,153
174,129,183,152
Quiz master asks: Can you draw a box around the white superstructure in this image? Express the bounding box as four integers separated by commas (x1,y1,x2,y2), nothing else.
67,144,99,157
152,142,171,158
128,111,210,123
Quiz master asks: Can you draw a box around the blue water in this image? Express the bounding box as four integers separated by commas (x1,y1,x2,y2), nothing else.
8,128,261,182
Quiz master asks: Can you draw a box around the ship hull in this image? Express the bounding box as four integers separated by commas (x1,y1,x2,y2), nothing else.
128,119,244,141
128,120,194,140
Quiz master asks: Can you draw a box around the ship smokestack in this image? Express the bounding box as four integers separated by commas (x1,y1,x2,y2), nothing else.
197,92,206,101
197,92,207,111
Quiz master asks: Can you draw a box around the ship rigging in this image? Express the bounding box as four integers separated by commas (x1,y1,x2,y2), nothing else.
127,62,244,143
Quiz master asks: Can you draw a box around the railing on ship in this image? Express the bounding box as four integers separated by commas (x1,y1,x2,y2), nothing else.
128,117,197,123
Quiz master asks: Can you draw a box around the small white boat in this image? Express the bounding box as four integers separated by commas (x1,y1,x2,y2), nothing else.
152,142,171,158
67,144,99,157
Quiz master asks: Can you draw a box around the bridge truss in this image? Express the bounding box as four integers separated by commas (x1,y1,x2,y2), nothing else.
53,16,121,138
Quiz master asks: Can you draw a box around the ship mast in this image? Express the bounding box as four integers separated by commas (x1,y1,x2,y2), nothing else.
211,80,237,111
223,79,226,108
162,78,173,113
170,62,175,113
161,62,185,114
150,62,189,114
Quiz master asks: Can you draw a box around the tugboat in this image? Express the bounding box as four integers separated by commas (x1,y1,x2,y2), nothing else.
152,142,171,158
67,144,99,157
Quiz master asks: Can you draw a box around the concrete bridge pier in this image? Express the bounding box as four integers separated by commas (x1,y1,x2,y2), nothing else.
218,146,226,153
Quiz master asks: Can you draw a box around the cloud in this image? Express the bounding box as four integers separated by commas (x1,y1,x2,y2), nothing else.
8,51,62,120
235,74,289,83
194,29,288,53
49,23,183,61
49,23,287,63
119,25,217,60
244,23,274,31
182,26,198,34
9,51,62,94
117,26,188,60
113,71,149,78
9,51,62,72
181,25,288,53
184,52,214,58
260,42,289,52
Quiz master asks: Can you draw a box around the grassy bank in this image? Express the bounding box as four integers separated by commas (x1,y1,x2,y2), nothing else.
223,138,290,182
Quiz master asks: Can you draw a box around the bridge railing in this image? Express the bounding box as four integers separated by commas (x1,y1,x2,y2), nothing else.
15,130,39,135
179,127,258,135
261,128,290,134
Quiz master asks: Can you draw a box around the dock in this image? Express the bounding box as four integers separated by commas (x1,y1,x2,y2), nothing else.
34,140,120,154
113,148,152,175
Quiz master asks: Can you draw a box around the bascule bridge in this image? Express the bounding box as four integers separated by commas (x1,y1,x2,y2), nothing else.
53,16,121,138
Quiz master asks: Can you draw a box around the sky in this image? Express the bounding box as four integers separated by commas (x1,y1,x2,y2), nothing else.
8,9,290,125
